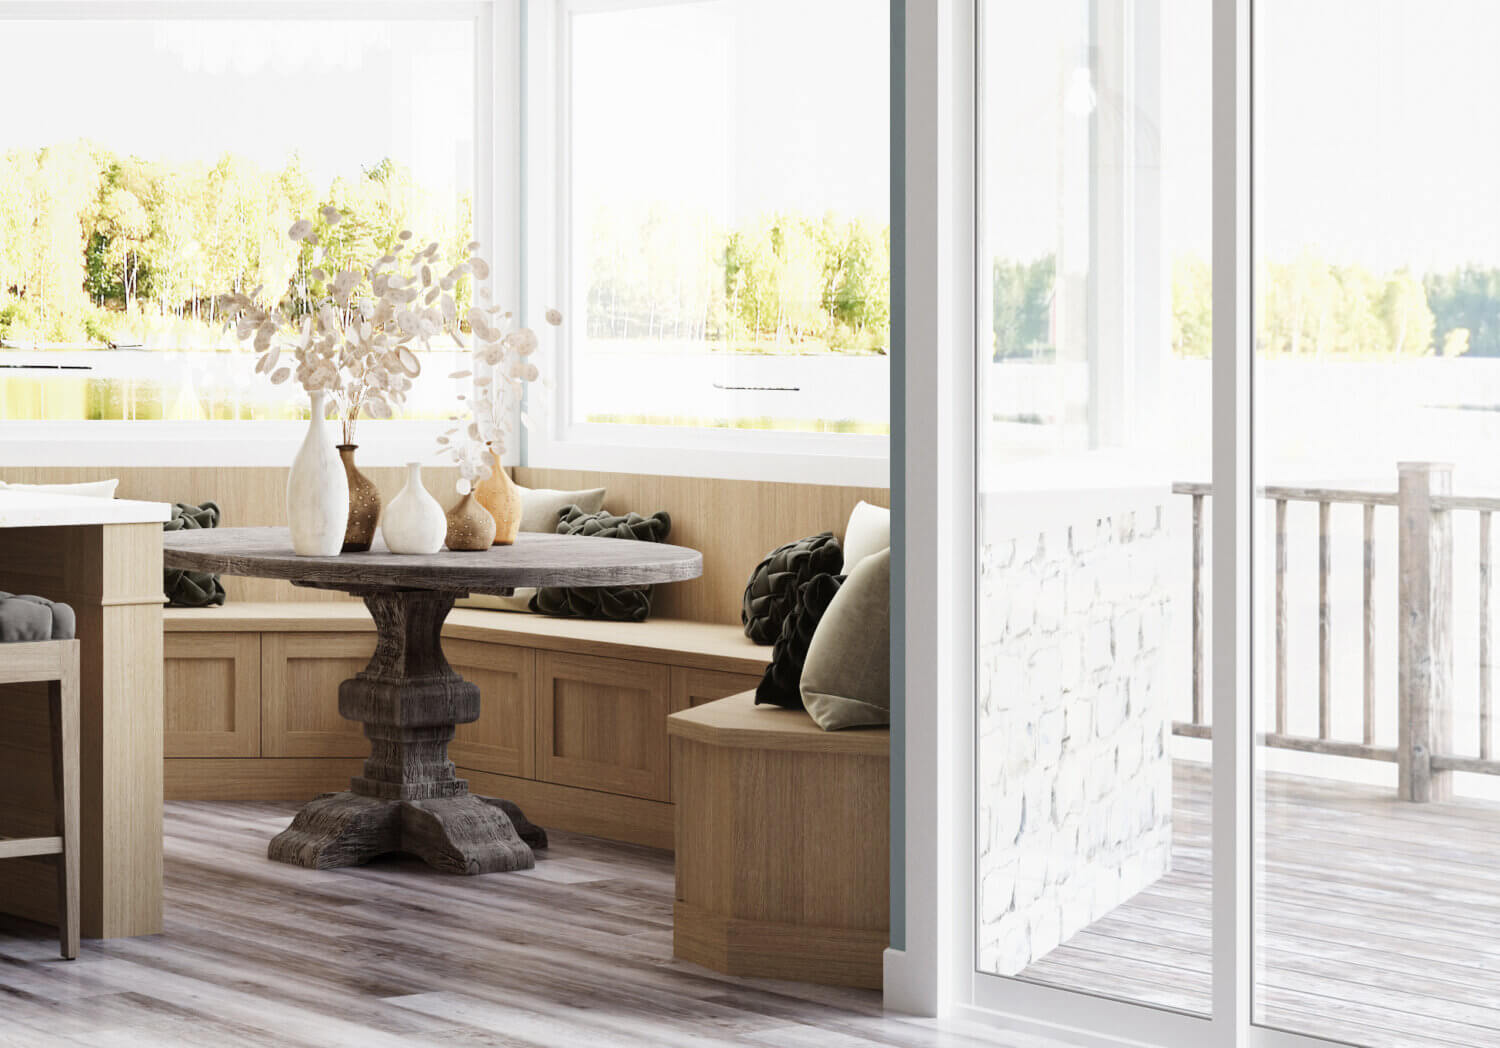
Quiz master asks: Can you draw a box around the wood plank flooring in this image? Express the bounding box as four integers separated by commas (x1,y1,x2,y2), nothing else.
1022,762,1500,1048
0,802,1060,1048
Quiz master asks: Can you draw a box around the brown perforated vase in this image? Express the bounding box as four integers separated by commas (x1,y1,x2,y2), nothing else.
445,492,497,551
473,451,522,546
338,445,382,553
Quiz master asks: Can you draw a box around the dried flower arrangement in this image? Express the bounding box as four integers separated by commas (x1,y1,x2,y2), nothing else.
220,206,485,443
436,304,560,491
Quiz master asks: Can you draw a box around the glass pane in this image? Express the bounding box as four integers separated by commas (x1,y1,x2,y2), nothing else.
0,19,475,422
975,0,1213,1015
1253,2,1500,1043
566,0,889,435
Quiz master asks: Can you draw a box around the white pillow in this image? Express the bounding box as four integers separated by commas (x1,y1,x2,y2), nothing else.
0,479,119,499
842,500,890,575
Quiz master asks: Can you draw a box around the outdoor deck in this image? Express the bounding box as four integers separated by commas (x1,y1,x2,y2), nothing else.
1023,761,1500,1048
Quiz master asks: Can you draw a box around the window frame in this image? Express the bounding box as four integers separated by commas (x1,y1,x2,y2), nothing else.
0,0,518,469
522,0,890,487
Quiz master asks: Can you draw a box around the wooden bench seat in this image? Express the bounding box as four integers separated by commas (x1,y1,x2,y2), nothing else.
668,693,889,987
162,604,770,849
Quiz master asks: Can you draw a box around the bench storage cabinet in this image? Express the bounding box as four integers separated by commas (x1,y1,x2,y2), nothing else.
163,605,770,849
668,692,889,989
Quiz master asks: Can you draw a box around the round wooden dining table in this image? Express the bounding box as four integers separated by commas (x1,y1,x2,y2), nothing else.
162,526,702,875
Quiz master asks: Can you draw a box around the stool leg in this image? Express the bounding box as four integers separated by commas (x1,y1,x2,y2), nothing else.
49,658,80,960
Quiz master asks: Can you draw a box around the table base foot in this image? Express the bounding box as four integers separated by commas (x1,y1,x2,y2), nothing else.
268,791,537,874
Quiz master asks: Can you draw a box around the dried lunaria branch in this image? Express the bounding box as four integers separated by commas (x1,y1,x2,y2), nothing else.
222,208,483,445
436,307,561,491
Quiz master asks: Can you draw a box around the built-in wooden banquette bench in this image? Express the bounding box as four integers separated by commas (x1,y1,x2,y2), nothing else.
1,466,887,850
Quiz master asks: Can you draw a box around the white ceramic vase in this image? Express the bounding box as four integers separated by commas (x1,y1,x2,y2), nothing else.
382,462,446,555
287,390,350,557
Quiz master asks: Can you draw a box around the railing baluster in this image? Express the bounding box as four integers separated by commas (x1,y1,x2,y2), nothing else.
1364,503,1376,747
1192,493,1205,727
1275,498,1288,737
1319,500,1332,741
1482,511,1493,761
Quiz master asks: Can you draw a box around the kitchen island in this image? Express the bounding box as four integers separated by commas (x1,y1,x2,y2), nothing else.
0,489,169,939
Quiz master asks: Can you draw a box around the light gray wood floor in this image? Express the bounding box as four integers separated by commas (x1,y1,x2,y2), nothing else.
1023,762,1500,1048
0,802,1062,1048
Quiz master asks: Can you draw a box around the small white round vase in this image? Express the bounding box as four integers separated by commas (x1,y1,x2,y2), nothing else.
286,390,350,557
382,462,447,555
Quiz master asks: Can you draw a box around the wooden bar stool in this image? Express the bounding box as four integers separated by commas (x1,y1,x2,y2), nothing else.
0,637,80,959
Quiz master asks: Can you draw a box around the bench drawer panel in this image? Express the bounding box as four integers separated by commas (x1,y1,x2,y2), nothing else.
261,633,375,758
670,666,763,713
164,633,261,758
449,640,534,779
536,651,671,801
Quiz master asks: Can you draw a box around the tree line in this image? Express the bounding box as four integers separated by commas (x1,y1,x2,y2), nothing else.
992,250,1500,360
0,140,471,347
584,205,890,355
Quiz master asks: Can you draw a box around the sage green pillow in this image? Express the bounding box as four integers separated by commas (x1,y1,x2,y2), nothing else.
800,547,890,730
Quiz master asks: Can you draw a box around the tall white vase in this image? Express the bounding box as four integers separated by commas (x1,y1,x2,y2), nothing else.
287,390,350,557
382,462,446,555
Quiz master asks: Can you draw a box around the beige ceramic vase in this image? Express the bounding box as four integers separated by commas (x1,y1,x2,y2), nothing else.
445,492,497,551
337,445,382,553
473,452,522,546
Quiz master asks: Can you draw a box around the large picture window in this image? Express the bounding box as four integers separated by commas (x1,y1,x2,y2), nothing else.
546,0,889,461
0,15,478,428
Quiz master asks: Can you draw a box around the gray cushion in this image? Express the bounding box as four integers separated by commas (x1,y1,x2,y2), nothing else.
800,547,890,730
0,592,76,641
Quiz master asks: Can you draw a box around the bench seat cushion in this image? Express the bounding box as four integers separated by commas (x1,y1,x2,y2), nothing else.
0,592,76,642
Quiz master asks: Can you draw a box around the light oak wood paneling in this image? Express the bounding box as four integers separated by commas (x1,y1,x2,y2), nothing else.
261,633,375,758
458,767,675,851
447,640,534,779
164,633,260,758
0,522,164,939
669,694,890,989
516,468,888,624
164,758,363,801
536,651,671,801
670,666,764,713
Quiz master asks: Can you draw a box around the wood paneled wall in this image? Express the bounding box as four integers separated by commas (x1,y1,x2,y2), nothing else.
516,468,888,625
0,466,888,623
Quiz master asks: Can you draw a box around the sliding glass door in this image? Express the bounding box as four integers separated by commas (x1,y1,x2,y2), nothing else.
973,0,1214,1018
963,1,1496,1045
1251,2,1500,1044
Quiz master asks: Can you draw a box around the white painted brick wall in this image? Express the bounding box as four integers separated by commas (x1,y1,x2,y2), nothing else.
977,505,1174,978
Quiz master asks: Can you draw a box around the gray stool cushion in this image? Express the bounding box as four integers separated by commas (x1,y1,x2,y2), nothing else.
0,592,76,642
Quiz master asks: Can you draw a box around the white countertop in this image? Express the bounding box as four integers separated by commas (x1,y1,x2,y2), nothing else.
0,490,171,528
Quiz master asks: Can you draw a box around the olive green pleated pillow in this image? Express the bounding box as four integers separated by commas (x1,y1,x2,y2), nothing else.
801,547,891,730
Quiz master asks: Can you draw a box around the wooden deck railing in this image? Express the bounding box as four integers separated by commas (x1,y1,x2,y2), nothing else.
1175,462,1496,801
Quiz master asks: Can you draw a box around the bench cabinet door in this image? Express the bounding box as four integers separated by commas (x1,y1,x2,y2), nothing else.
536,651,672,801
261,632,376,758
670,666,764,713
448,640,534,779
164,632,261,758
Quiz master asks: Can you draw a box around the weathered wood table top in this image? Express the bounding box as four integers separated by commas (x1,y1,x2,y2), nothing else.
162,526,703,594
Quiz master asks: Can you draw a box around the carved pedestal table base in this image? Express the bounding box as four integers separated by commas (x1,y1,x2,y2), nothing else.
267,589,545,874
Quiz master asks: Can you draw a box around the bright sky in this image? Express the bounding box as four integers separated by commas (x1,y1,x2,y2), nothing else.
570,0,889,224
0,19,474,194
984,0,1500,273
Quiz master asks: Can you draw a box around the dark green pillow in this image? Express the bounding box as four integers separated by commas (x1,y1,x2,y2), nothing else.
163,501,227,608
529,506,672,622
742,532,843,644
755,573,845,709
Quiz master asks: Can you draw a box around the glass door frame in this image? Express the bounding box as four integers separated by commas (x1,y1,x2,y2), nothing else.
891,0,1360,1044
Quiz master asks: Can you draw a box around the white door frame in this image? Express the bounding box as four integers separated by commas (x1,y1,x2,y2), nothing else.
891,1,1357,1045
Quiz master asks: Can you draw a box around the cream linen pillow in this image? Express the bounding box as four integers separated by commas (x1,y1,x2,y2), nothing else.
841,500,889,575
0,479,119,499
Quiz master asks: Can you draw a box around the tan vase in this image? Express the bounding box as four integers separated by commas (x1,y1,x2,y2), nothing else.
337,445,382,553
445,491,497,551
473,452,522,546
